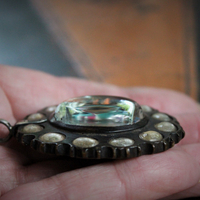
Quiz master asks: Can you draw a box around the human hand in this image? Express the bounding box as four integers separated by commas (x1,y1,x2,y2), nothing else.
0,65,200,200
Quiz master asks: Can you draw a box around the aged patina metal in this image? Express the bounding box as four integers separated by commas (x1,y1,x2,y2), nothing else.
0,95,185,159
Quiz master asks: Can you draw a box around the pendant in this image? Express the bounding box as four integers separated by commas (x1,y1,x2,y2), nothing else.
0,95,184,159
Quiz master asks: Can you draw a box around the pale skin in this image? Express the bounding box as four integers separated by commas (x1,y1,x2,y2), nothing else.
0,65,200,200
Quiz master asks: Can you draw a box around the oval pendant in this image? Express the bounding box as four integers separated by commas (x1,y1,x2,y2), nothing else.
0,95,185,159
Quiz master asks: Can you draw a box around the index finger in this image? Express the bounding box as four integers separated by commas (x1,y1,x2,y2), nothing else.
0,65,199,121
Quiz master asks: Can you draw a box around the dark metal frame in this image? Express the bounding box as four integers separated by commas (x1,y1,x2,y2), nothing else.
10,105,184,159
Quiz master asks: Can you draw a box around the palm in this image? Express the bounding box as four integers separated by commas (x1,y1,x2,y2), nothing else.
0,66,200,200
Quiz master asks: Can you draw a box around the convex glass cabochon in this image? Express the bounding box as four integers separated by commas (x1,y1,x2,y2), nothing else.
54,96,144,127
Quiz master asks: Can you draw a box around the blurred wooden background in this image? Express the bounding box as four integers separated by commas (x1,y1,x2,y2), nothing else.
31,0,197,99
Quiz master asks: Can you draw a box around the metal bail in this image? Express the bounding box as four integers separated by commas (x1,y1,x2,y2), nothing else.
0,119,13,143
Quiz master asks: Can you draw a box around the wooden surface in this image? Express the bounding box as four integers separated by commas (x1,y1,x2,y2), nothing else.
31,0,197,99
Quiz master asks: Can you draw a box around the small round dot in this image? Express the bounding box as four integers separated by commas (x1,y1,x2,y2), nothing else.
73,137,99,148
39,133,65,143
152,113,171,121
139,131,163,142
21,124,43,134
45,106,57,113
109,138,134,147
27,113,46,121
155,122,177,132
141,105,152,113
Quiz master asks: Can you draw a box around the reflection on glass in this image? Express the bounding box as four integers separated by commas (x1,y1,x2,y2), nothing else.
54,96,144,127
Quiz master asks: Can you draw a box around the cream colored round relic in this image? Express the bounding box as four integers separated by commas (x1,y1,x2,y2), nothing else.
73,137,99,148
139,131,163,142
155,122,176,132
109,138,134,147
141,105,152,113
45,106,57,113
27,113,46,121
21,124,43,134
152,113,170,121
39,132,65,143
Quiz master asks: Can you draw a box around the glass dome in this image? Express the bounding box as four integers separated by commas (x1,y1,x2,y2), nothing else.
54,96,144,127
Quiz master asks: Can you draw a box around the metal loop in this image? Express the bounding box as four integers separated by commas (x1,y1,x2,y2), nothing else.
0,119,13,143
